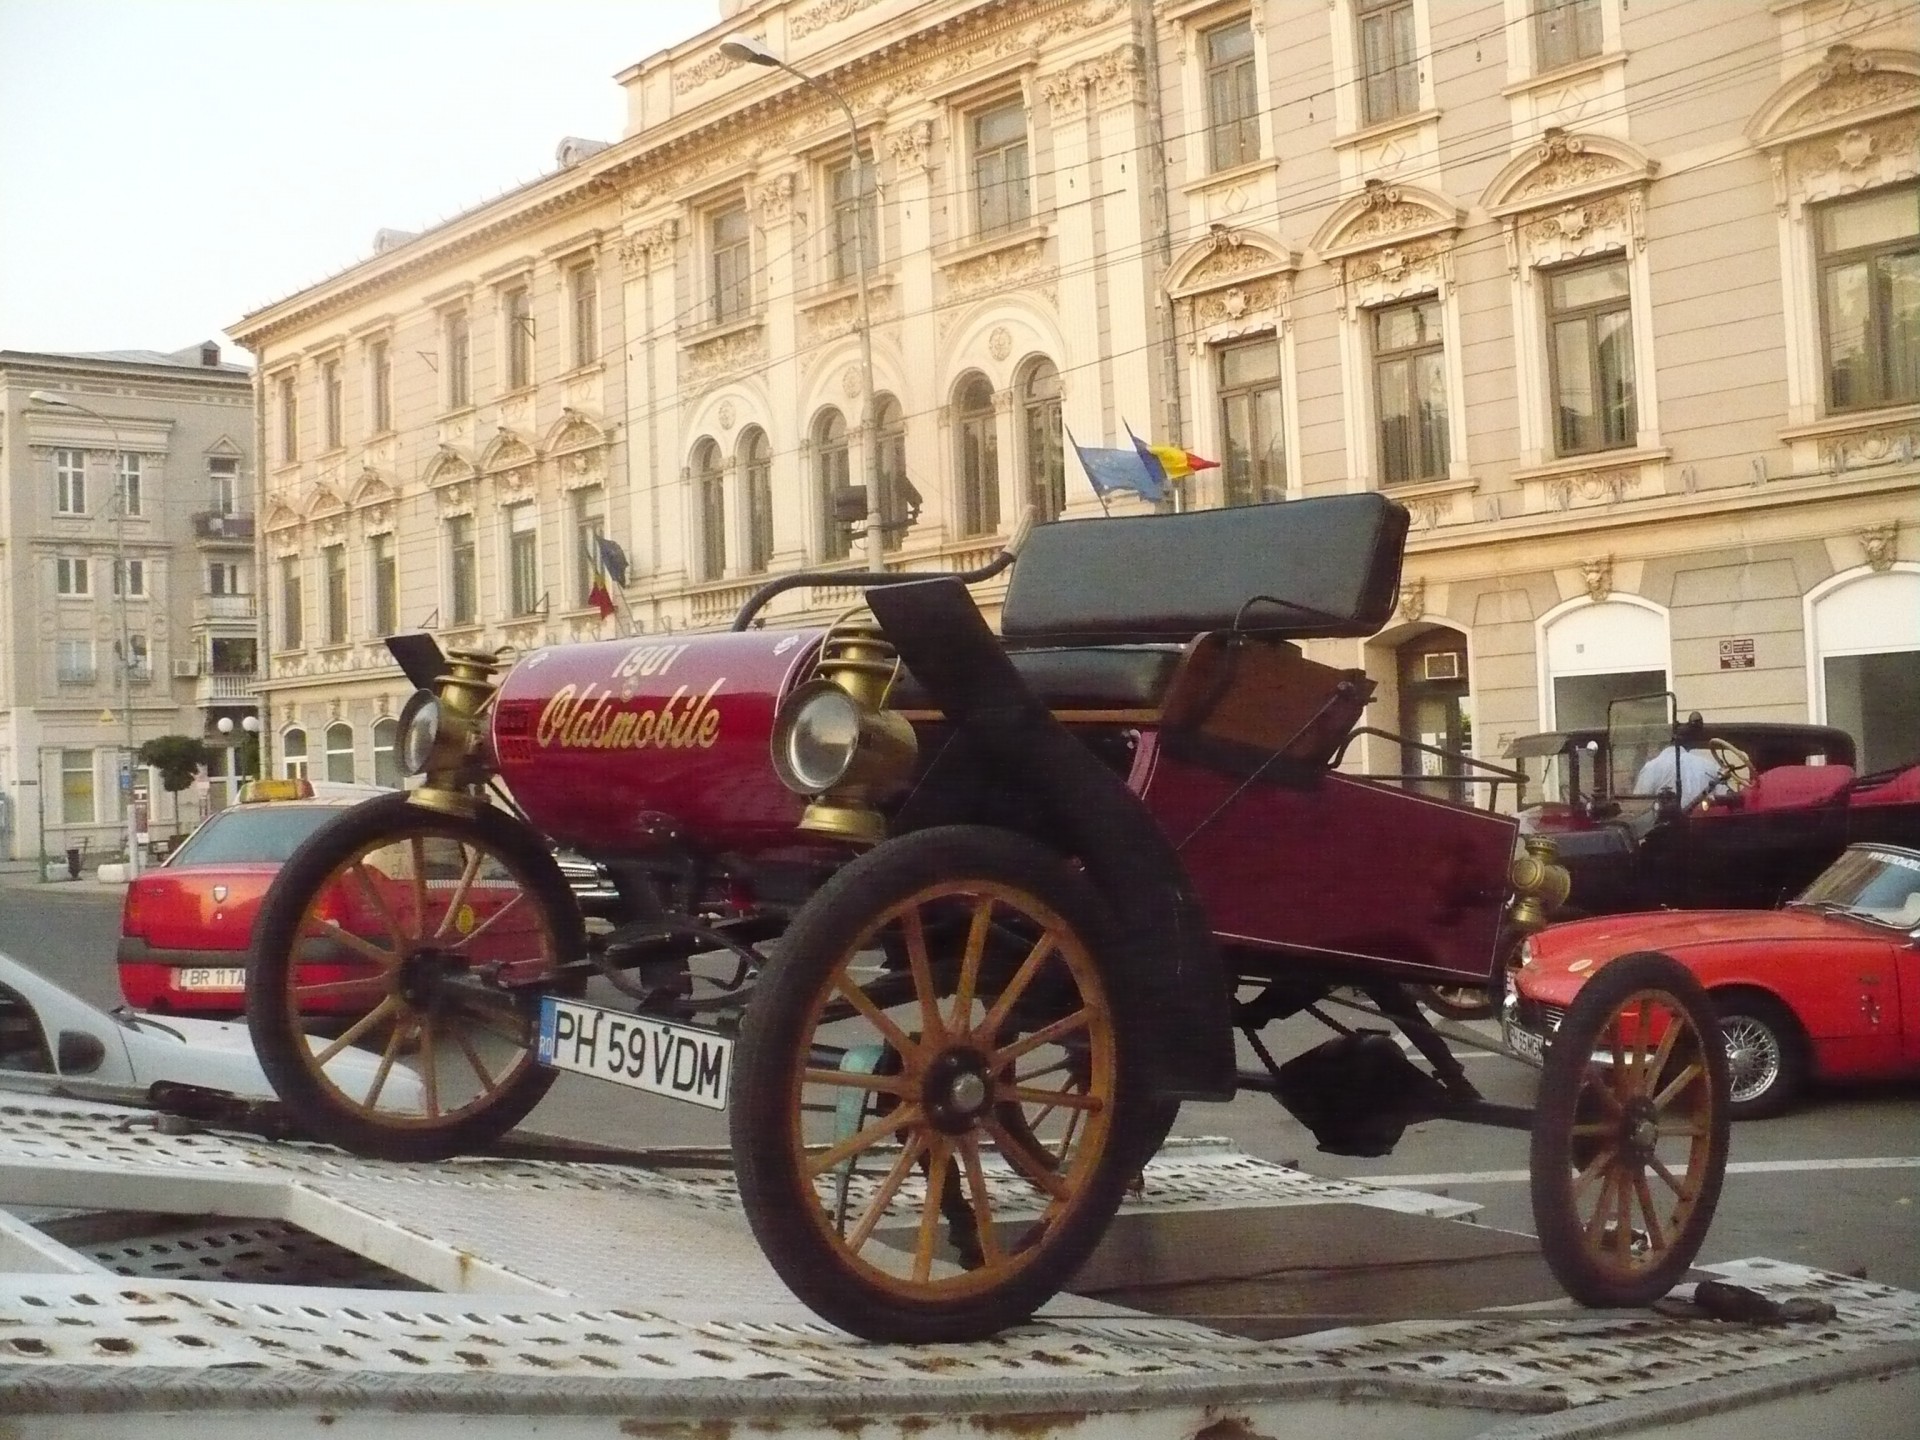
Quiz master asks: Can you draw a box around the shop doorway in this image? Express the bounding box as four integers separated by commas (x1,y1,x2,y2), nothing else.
1397,630,1471,803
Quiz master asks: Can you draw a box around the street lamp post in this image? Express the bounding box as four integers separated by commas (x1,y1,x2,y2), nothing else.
29,390,142,879
719,34,886,575
215,714,262,798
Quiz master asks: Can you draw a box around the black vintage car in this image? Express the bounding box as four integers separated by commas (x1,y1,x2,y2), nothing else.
1506,695,1919,916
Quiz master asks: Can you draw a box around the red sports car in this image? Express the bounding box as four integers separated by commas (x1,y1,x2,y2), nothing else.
1505,843,1920,1118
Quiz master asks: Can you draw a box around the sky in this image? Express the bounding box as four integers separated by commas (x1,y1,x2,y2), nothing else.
0,0,719,362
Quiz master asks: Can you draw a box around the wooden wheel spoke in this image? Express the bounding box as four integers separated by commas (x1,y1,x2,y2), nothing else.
1571,1145,1617,1198
453,1005,532,1049
1646,1009,1685,1087
831,971,921,1064
434,846,487,941
844,1133,926,1253
1651,1062,1706,1113
900,908,946,1044
803,1067,912,1098
312,994,400,1066
1006,1084,1102,1114
419,1019,441,1118
1581,1169,1619,1242
1614,1164,1634,1251
362,1016,414,1112
1649,1154,1696,1200
947,898,994,1035
1568,1121,1618,1138
982,1116,1070,1202
805,1104,924,1180
1584,1067,1627,1116
992,1009,1090,1069
347,861,409,947
912,1137,952,1283
1632,1171,1667,1253
957,1133,1003,1267
290,973,387,1004
978,933,1059,1040
445,891,529,950
409,837,432,935
451,1024,498,1092
309,918,402,970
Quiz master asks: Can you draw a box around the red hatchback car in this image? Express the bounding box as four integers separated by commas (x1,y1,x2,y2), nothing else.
1506,843,1920,1118
118,780,390,1016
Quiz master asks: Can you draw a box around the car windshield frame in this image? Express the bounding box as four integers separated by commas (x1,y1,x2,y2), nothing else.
163,804,347,868
1788,845,1920,930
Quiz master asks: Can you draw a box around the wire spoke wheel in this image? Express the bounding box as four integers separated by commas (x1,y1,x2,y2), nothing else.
732,826,1152,1343
247,793,582,1160
1530,950,1730,1307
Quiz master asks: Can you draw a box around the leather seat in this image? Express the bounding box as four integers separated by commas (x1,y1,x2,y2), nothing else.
892,645,1183,713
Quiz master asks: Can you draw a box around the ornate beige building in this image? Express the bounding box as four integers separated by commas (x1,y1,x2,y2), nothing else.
229,0,1919,789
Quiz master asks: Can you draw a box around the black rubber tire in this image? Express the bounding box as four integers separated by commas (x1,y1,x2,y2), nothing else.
1413,984,1497,1022
1530,950,1731,1308
730,825,1158,1343
1715,991,1807,1121
246,792,582,1161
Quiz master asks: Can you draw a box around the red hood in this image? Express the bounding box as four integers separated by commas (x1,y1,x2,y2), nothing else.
1530,907,1850,960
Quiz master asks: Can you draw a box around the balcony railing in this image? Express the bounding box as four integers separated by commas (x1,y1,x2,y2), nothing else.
196,672,257,706
194,594,257,622
192,510,256,542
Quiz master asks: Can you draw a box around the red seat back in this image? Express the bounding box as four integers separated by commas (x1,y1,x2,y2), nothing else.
1851,765,1920,807
1743,764,1854,811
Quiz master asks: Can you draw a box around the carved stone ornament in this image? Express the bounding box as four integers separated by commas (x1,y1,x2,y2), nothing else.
619,219,680,275
1040,43,1145,118
1816,421,1920,472
1836,127,1877,169
674,44,748,95
1397,578,1426,622
988,326,1013,361
683,327,769,388
792,0,881,41
755,174,796,224
942,239,1051,305
717,400,736,432
1547,466,1640,511
1580,555,1614,603
1781,45,1907,132
1857,521,1899,572
841,364,862,399
888,120,934,172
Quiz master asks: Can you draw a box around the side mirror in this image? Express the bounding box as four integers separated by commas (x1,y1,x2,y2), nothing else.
56,1029,107,1075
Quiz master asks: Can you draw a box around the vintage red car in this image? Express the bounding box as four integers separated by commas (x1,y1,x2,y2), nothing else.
1506,842,1920,1118
244,493,1735,1343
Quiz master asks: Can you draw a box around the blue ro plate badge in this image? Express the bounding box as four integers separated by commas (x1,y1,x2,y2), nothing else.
537,996,733,1110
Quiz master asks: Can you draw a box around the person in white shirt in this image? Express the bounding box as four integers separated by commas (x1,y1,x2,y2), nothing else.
1632,713,1729,809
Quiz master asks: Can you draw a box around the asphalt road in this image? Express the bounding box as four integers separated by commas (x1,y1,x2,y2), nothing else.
4,880,1916,1293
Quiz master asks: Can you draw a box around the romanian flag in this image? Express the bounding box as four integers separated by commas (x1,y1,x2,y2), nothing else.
586,577,617,619
586,533,622,618
1130,425,1219,482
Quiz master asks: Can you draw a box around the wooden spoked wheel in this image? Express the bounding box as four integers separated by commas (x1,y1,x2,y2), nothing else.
731,826,1151,1343
247,794,582,1161
1530,950,1731,1306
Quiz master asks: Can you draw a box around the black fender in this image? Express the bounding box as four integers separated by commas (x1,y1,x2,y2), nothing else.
867,578,1235,1101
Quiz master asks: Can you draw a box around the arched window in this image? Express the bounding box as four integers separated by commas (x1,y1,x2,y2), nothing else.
814,409,852,561
281,727,308,780
1540,600,1669,731
372,717,399,788
740,428,773,573
1018,360,1064,522
953,373,1000,537
874,394,911,551
325,722,354,784
1811,568,1920,773
693,438,725,581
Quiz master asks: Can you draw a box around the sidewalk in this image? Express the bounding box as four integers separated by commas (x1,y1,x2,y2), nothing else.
0,858,129,894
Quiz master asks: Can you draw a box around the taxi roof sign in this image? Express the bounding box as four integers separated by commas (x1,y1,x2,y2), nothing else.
237,778,315,804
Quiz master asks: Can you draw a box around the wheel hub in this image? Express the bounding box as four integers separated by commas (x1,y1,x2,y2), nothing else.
922,1048,994,1134
1622,1098,1660,1161
396,948,464,1010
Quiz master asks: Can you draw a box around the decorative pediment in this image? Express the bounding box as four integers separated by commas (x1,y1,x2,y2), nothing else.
304,483,347,521
204,434,244,458
1164,227,1299,301
480,428,537,475
424,445,475,489
1746,45,1920,150
1483,130,1659,218
263,498,302,533
348,468,396,507
1311,181,1463,262
544,409,608,456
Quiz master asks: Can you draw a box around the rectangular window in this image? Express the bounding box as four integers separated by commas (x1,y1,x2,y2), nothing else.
710,202,752,325
507,502,539,616
569,263,598,369
1546,257,1637,454
448,514,477,624
55,449,86,513
118,453,142,517
208,560,241,596
208,455,238,514
322,357,343,449
1535,0,1602,71
276,373,297,462
279,555,303,649
1216,338,1287,505
56,641,95,687
1373,297,1449,484
1204,18,1261,173
111,557,146,598
1818,183,1920,413
210,636,256,674
445,309,471,409
1357,0,1418,127
570,487,605,607
828,154,879,284
972,100,1031,236
324,544,348,644
56,556,90,596
503,284,532,390
370,533,397,635
61,749,95,824
369,337,392,433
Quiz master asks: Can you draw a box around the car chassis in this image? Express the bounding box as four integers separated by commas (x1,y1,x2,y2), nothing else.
244,493,1732,1343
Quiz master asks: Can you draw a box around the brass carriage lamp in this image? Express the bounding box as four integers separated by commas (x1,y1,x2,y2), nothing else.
396,648,503,818
769,618,916,845
1506,835,1572,937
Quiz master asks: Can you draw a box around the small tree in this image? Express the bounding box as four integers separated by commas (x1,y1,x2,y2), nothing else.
137,734,213,835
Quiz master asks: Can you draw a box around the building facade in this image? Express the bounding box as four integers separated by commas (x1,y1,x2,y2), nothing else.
228,0,1919,795
0,346,258,866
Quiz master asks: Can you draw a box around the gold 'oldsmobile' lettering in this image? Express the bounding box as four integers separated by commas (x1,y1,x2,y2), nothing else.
536,678,727,751
610,643,692,682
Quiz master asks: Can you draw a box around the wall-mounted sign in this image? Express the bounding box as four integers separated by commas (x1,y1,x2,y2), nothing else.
1719,638,1755,670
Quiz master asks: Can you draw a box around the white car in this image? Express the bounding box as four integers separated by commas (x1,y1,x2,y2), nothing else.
0,949,417,1122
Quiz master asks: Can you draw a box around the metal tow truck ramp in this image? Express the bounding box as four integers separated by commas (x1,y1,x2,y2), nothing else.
1,1096,1916,1439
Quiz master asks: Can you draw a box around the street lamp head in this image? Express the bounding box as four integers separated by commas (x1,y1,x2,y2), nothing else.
243,715,261,735
28,390,77,409
719,33,778,66
216,717,234,736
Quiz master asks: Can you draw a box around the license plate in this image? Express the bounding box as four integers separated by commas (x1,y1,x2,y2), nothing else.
537,997,732,1110
1507,1021,1547,1066
178,967,247,991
